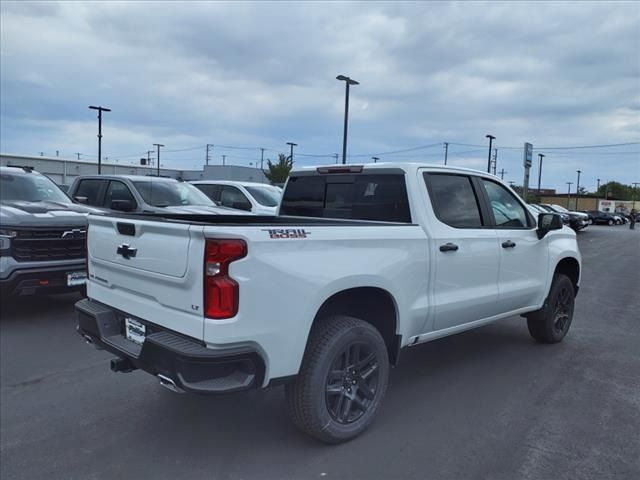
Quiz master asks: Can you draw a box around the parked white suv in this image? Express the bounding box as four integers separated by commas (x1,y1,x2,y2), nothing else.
76,163,581,443
191,180,281,215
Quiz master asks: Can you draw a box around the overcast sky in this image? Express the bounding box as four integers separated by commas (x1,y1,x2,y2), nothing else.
1,1,638,191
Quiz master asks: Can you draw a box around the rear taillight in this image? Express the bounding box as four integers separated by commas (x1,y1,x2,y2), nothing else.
204,239,247,319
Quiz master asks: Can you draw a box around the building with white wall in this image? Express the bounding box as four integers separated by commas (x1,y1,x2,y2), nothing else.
0,153,269,185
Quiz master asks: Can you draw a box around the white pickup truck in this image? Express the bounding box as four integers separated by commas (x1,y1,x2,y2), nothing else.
76,163,581,443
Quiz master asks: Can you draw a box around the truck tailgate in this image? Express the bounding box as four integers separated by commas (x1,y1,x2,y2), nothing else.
87,215,206,340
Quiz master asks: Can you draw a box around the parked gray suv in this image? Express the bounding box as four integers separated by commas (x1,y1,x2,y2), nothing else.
67,175,241,214
0,166,98,296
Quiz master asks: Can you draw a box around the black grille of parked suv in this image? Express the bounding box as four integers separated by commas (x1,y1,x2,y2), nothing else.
11,228,86,262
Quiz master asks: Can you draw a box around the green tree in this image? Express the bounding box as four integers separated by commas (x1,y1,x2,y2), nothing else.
596,181,634,200
264,153,292,184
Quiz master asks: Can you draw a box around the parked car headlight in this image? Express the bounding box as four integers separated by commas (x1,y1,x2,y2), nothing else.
0,229,17,254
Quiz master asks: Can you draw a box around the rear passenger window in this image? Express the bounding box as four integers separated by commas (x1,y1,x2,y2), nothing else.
424,173,483,228
74,179,105,206
280,174,411,223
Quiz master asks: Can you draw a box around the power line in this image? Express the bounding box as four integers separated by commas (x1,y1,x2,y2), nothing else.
350,142,442,158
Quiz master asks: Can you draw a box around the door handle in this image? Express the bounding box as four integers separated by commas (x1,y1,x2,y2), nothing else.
439,243,459,252
501,240,516,249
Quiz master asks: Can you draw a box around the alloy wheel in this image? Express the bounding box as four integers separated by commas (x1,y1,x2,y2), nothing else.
325,342,380,425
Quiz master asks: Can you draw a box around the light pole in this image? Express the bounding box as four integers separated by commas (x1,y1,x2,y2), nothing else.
443,142,449,165
333,153,339,164
485,134,495,173
566,182,573,208
597,178,601,197
632,182,639,211
537,153,545,195
260,148,265,171
336,75,359,164
222,154,226,165
575,170,582,210
153,143,164,176
206,144,214,166
88,105,111,174
286,142,297,165
372,156,379,163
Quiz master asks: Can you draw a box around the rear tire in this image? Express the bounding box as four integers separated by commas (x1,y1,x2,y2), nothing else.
285,315,390,444
526,274,575,344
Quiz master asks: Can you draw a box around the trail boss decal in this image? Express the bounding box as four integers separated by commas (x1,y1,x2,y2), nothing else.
262,228,311,239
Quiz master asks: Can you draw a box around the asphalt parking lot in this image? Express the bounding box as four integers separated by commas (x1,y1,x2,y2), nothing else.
1,226,639,480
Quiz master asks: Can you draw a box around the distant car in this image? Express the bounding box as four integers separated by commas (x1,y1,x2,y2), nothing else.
612,213,627,225
537,204,588,231
67,175,246,215
585,210,618,226
191,180,281,215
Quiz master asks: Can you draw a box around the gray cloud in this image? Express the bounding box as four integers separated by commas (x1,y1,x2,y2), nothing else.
1,0,638,190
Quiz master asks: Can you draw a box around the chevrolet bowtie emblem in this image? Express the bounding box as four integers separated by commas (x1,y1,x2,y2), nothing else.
116,244,137,259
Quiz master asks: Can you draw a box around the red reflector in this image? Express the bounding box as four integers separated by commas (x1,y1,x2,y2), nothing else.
204,239,247,319
39,280,49,286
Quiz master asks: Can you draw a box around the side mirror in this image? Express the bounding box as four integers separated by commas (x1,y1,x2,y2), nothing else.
111,200,134,212
537,213,563,239
74,196,89,204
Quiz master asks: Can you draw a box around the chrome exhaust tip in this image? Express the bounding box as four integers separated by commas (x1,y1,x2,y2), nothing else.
158,374,184,393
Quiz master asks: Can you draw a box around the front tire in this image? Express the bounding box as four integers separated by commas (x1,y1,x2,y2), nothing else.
285,315,390,444
526,274,575,343
608,219,614,226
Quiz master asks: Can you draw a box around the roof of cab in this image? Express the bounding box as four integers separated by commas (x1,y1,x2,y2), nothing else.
292,162,499,178
73,174,178,182
190,180,277,187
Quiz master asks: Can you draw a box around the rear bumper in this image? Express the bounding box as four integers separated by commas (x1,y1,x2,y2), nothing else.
0,263,86,295
75,298,265,394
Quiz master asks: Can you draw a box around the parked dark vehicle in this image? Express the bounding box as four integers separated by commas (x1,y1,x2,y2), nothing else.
537,204,588,231
0,166,98,296
585,210,618,226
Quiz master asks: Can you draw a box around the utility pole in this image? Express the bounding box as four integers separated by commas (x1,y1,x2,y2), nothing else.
222,155,226,165
597,178,601,196
88,105,111,174
575,170,582,209
632,182,639,211
372,156,379,163
75,153,81,160
334,153,339,164
443,142,449,165
566,182,573,209
260,148,265,170
153,143,164,176
485,135,495,173
286,142,297,165
499,168,506,180
492,148,498,175
537,153,545,195
147,150,153,166
206,144,214,166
